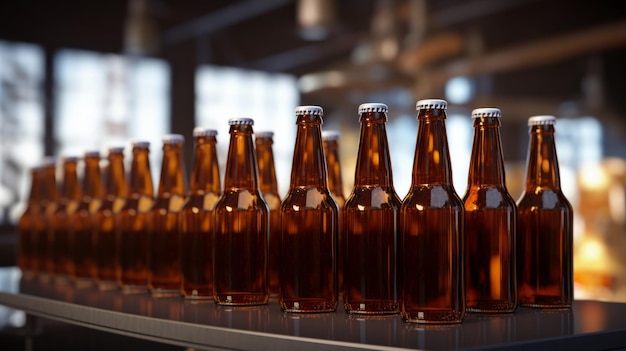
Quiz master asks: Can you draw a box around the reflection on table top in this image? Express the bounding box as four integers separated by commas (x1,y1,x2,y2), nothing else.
1,270,626,350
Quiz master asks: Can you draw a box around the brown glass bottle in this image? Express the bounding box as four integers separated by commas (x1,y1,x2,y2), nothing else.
39,158,59,281
72,151,104,287
344,103,401,315
280,106,339,313
119,141,154,294
149,134,187,297
214,118,269,305
50,156,82,284
18,166,44,279
464,107,517,314
400,99,465,323
95,146,128,290
517,115,573,308
181,127,221,299
255,131,281,297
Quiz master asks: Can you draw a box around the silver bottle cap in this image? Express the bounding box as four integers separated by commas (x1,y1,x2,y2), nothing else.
131,140,150,148
228,117,254,125
528,115,556,126
193,126,218,137
472,108,501,118
162,134,185,144
295,105,323,116
84,150,100,157
62,156,79,162
322,130,340,141
358,103,388,114
107,146,126,154
416,99,447,110
255,131,274,138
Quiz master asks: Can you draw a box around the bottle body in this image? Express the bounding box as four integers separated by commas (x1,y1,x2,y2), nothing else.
214,118,269,305
343,104,400,315
149,135,187,297
72,151,104,287
181,128,221,299
18,167,44,279
95,147,127,290
401,99,464,323
517,116,573,308
39,159,59,281
118,142,154,293
464,109,517,314
255,131,281,296
280,106,338,313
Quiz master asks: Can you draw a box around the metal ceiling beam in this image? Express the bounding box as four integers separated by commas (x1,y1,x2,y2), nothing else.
162,0,294,46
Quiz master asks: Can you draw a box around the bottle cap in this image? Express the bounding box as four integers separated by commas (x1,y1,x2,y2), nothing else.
84,150,100,157
193,126,218,137
471,108,501,118
358,103,388,114
295,105,323,116
228,117,254,125
528,115,556,126
42,156,56,167
162,134,185,144
62,156,79,162
255,131,274,138
131,140,150,148
322,130,340,141
416,99,447,110
107,146,125,154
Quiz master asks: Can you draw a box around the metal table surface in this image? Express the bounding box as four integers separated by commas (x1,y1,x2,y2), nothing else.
1,270,626,351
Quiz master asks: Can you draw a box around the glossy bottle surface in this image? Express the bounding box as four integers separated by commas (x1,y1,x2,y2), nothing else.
463,108,517,314
181,128,221,299
149,134,187,297
517,116,573,308
95,147,128,290
400,99,465,323
18,167,44,279
118,142,154,293
280,106,338,313
72,151,104,287
50,157,82,284
214,118,269,305
39,159,59,281
255,131,281,296
343,103,400,315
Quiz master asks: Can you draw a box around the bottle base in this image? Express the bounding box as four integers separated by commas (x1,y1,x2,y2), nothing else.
344,300,399,315
215,293,268,306
74,277,95,289
98,280,120,291
280,298,337,313
183,289,214,301
466,300,516,314
402,309,464,324
150,288,181,298
519,295,571,309
121,284,148,295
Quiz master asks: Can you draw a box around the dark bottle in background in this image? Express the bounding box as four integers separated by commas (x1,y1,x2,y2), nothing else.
343,103,401,315
517,115,573,308
17,166,44,279
214,118,269,306
463,107,517,314
280,106,338,313
39,158,59,282
400,99,465,323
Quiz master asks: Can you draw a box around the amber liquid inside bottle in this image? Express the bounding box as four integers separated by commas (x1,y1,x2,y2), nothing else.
214,121,269,305
181,132,220,299
18,167,44,279
95,149,127,290
400,104,465,323
343,109,400,315
39,162,59,282
255,134,281,296
119,144,154,293
517,122,573,308
72,152,104,287
280,109,338,313
464,116,517,313
50,158,81,284
149,139,186,297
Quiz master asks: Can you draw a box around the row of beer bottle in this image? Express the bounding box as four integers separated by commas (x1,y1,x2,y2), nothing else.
17,100,572,323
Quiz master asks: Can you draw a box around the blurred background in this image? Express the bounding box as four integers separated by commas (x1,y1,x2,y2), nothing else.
0,0,625,304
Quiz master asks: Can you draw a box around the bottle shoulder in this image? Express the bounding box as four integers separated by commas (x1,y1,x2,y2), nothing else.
281,187,338,212
216,189,268,212
462,186,517,210
517,188,573,211
345,186,401,210
402,184,463,209
182,192,220,211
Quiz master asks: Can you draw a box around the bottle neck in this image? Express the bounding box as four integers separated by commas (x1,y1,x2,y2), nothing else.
83,156,104,200
43,165,59,203
290,114,328,188
129,148,154,197
224,124,259,190
412,111,453,185
354,112,394,187
106,153,128,198
158,143,187,197
324,139,345,196
62,161,82,201
525,124,561,190
467,117,507,187
190,136,221,194
255,137,279,195
28,169,44,206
